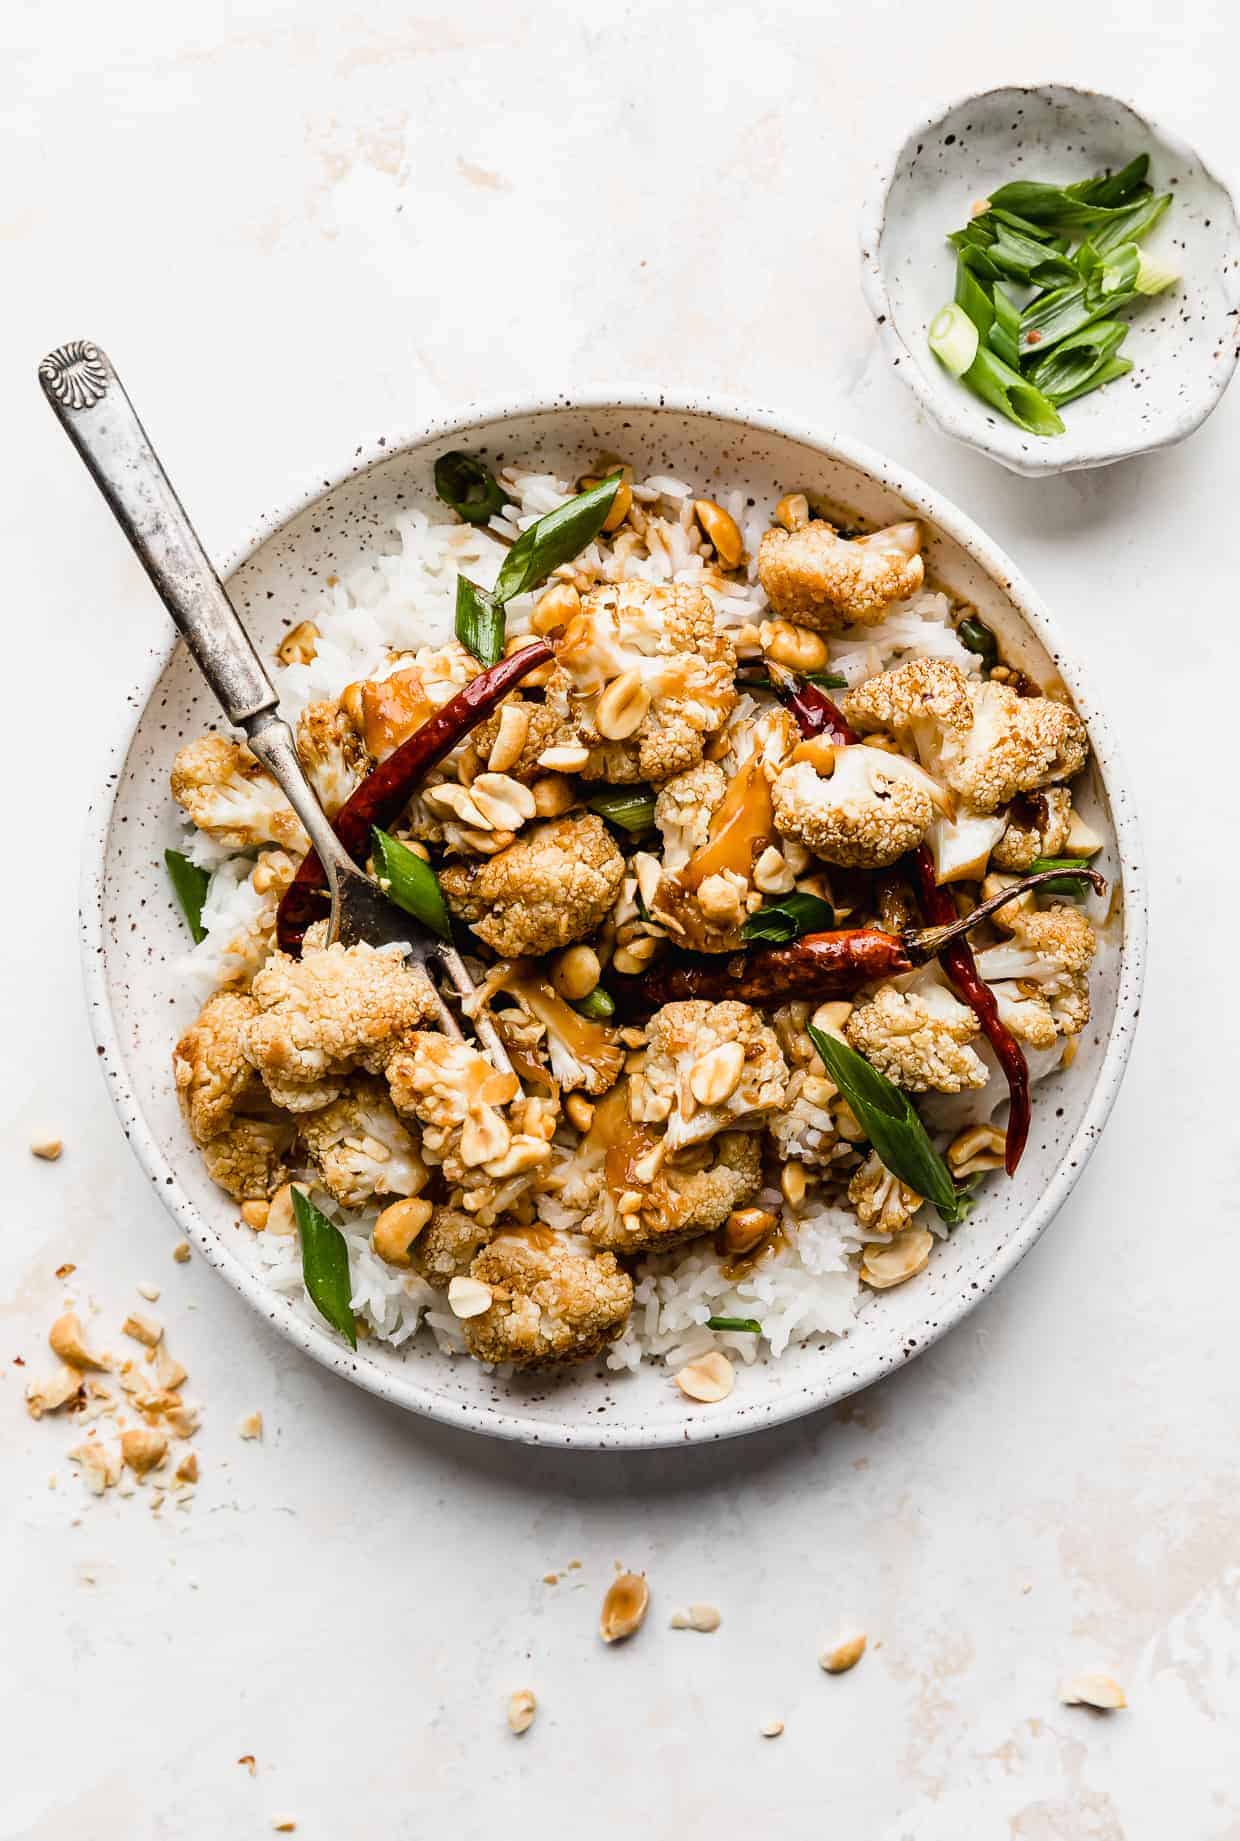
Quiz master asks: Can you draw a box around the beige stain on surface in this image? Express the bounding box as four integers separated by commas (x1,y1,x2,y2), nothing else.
457,157,510,192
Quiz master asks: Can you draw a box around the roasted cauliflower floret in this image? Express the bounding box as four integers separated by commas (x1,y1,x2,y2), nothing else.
654,762,727,873
974,903,1097,1047
463,1232,633,1369
386,1033,555,1213
632,1000,788,1150
295,700,368,819
298,1077,428,1210
583,1131,763,1256
848,1150,925,1235
491,966,624,1096
242,940,436,1112
171,735,309,852
845,981,989,1093
772,748,941,869
409,1208,493,1287
439,813,625,958
843,659,1089,815
992,787,1072,871
551,579,737,783
758,520,925,628
173,990,293,1200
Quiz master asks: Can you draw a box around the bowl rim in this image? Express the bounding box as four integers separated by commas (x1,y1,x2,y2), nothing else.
79,387,1148,1449
858,79,1240,476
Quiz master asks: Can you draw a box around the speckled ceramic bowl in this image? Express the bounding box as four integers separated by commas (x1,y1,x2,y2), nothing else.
82,394,1146,1448
860,83,1240,475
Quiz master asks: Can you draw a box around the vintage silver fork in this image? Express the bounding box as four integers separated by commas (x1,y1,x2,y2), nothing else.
39,339,512,1072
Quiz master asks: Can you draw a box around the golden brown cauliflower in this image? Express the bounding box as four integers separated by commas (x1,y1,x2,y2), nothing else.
845,981,989,1093
172,990,293,1200
654,761,727,872
386,1033,555,1215
991,787,1073,871
242,940,436,1112
973,903,1097,1047
758,520,925,628
551,579,737,783
583,1131,764,1256
298,1077,428,1210
295,700,368,819
848,1150,925,1234
631,1000,788,1150
410,1207,493,1287
439,813,625,957
772,748,942,869
170,735,309,852
490,967,625,1096
469,697,566,784
463,1231,633,1370
843,660,1089,815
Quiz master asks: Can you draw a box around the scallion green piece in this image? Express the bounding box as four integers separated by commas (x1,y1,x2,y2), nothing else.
371,827,452,940
957,344,1065,438
706,1316,763,1334
454,575,506,668
1027,855,1096,895
1028,320,1129,402
292,1188,358,1348
165,849,211,943
986,283,1024,370
957,616,998,672
741,892,835,944
1050,355,1133,407
586,787,657,832
493,475,621,603
1135,252,1179,296
575,986,616,1022
433,451,510,525
928,302,979,377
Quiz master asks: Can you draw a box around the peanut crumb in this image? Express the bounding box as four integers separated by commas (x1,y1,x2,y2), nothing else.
760,1719,784,1739
31,1137,63,1161
54,1263,76,1280
238,1755,256,1776
172,1242,191,1263
820,1632,867,1675
136,1283,161,1303
543,1572,559,1585
507,1688,537,1735
122,1313,163,1348
174,1451,199,1484
239,1411,263,1441
272,1822,296,1834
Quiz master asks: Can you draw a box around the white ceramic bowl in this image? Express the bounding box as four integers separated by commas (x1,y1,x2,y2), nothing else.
860,83,1240,476
82,394,1146,1448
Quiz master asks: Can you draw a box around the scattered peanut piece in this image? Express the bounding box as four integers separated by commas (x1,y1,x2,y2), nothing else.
122,1313,163,1348
172,1242,191,1263
54,1263,76,1281
238,1755,256,1776
166,1403,200,1439
820,1633,867,1675
69,1439,122,1495
49,1312,107,1371
543,1572,559,1586
239,1411,263,1441
760,1719,784,1739
675,1351,734,1404
174,1451,199,1484
136,1283,161,1303
272,1822,296,1834
155,1344,188,1391
25,1365,84,1419
507,1689,537,1735
1059,1672,1126,1711
30,1137,63,1161
121,1427,168,1476
670,1604,721,1632
600,1572,650,1644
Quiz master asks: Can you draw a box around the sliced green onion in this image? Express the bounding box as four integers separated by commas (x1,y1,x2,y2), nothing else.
371,827,452,940
433,451,509,525
454,575,506,668
958,344,1065,438
735,667,848,692
1135,252,1179,296
1019,281,1133,361
954,256,995,338
986,282,1023,369
1089,191,1171,256
1029,320,1129,401
929,303,979,377
1051,355,1133,407
575,987,616,1021
586,787,657,832
1066,154,1150,210
292,1188,358,1348
741,892,835,944
165,848,211,943
706,1316,763,1334
957,616,998,671
1027,855,1096,896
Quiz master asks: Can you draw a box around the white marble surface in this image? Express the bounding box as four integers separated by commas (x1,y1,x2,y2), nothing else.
3,5,1238,1835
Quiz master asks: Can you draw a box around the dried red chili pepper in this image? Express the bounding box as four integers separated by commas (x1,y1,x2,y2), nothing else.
764,659,858,745
276,640,553,953
909,843,1030,1176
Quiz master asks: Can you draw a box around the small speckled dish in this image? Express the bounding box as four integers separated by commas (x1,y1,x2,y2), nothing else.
83,394,1146,1448
860,83,1240,475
